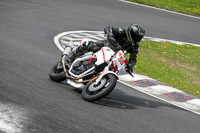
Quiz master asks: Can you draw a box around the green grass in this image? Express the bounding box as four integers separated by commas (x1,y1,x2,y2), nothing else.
127,41,200,97
127,0,200,17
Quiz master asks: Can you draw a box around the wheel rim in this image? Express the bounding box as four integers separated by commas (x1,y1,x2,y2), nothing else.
86,75,112,95
88,78,107,92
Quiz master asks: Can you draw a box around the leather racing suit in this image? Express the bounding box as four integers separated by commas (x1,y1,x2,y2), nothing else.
66,26,140,73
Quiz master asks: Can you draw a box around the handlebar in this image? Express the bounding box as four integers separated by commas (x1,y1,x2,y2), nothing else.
128,72,134,78
125,68,134,78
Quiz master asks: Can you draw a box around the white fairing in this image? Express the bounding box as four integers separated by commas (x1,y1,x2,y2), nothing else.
94,47,115,65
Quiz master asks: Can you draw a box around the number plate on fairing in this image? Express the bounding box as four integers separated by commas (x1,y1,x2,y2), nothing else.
115,51,128,70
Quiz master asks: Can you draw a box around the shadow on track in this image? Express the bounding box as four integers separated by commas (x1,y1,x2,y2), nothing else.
58,81,183,111
94,89,183,111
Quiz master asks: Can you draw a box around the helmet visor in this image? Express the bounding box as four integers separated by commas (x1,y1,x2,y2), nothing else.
130,29,143,43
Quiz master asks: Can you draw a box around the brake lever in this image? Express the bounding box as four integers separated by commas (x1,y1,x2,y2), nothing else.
128,72,134,78
126,69,134,78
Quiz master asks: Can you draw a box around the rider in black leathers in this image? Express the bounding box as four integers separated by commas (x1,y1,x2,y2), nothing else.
66,23,145,74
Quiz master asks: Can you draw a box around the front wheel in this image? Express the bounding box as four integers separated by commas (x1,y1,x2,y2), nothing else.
82,74,117,102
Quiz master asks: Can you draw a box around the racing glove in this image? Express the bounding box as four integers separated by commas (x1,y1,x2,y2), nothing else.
125,63,133,74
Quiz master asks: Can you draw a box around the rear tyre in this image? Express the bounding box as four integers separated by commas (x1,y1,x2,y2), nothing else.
49,62,66,82
82,74,117,102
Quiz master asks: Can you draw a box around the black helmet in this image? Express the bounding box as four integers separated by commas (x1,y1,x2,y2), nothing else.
126,23,145,44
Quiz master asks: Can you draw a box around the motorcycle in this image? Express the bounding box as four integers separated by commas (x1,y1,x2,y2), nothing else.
49,40,133,102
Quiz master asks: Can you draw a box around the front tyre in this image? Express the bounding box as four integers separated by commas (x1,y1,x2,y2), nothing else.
49,61,66,82
82,74,117,102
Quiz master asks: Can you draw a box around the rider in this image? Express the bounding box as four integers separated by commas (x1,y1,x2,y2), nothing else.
66,23,145,74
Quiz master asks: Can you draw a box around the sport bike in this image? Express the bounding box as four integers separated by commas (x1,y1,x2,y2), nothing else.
49,40,133,102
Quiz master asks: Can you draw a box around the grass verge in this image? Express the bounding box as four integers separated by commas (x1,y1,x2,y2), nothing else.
128,41,200,98
127,0,200,17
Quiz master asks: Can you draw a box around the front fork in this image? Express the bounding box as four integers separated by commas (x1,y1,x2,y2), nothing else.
62,55,70,78
94,62,118,85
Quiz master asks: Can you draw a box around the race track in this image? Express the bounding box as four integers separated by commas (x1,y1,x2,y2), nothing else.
0,0,200,132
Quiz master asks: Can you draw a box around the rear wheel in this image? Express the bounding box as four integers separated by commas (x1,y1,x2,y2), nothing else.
82,74,117,102
49,61,66,82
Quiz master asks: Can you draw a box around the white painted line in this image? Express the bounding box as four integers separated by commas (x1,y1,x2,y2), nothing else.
54,31,200,51
119,0,200,20
148,85,183,95
119,74,153,82
144,36,200,47
187,99,200,108
118,80,200,115
54,31,103,52
0,103,28,133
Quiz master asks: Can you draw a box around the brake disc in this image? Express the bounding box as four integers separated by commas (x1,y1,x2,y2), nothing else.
88,78,107,92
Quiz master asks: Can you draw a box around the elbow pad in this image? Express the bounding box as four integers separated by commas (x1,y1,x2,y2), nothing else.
104,26,114,39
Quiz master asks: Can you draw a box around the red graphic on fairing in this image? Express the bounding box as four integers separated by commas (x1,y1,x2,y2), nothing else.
118,56,128,65
118,56,125,65
102,48,106,62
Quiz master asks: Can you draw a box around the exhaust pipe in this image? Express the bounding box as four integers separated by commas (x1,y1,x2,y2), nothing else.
67,79,85,89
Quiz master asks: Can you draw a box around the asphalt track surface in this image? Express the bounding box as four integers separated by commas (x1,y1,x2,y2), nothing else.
0,0,200,133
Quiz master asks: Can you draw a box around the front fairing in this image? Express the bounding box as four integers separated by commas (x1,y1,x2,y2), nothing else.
94,47,115,65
